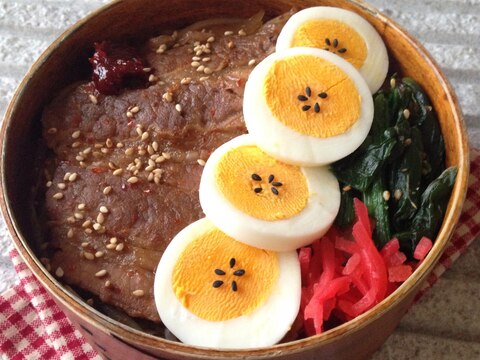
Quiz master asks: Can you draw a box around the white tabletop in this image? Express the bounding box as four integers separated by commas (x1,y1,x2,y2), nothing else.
0,1,479,358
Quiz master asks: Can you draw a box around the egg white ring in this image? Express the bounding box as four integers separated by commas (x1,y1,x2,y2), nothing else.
154,218,301,349
199,134,340,252
243,47,374,166
275,6,389,93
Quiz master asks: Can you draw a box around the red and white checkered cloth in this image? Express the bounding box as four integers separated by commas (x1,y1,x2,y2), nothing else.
1,149,479,360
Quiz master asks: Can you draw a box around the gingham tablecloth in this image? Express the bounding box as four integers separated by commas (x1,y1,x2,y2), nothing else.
1,150,478,359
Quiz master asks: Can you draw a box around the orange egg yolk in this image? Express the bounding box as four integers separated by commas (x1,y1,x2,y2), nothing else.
214,145,309,221
172,226,279,321
291,19,367,69
263,54,361,138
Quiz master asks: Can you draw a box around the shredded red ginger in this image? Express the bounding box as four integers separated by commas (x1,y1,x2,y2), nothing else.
298,198,433,336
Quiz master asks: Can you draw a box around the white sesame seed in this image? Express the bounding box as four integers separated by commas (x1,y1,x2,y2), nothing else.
403,109,411,119
82,220,92,228
202,57,211,62
74,212,84,220
224,31,234,36
180,77,191,85
154,175,161,184
197,159,206,166
81,242,89,248
199,76,209,81
103,186,112,195
148,74,158,82
143,67,151,72
72,130,81,139
92,223,102,231
147,145,154,155
394,189,403,201
390,78,396,88
141,132,150,141
203,67,213,75
127,176,139,184
95,269,107,278
53,192,64,200
138,149,146,156
191,61,201,68
47,127,58,134
132,290,145,297
57,183,66,190
75,155,85,162
227,41,234,49
112,169,123,176
145,165,155,172
67,229,74,238
192,56,201,61
116,142,124,148
55,267,64,278
195,50,203,56
147,172,154,182
162,152,171,159
125,148,135,156
66,216,75,224
89,94,98,105
108,162,117,170
248,59,256,66
78,203,86,210
79,161,87,168
196,65,205,72
84,252,95,260
383,190,391,201
130,106,140,114
46,181,52,188
72,141,81,148
208,36,216,43
156,44,167,53
238,29,246,36
99,206,109,214
68,173,78,182
106,243,116,250
152,141,159,152
126,111,133,118
105,138,113,148
96,213,105,224
175,104,182,113
162,92,173,103
84,228,93,234
115,243,124,252
110,237,118,244
105,280,111,288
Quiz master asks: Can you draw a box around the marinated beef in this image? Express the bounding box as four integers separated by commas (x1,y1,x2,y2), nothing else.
41,11,292,322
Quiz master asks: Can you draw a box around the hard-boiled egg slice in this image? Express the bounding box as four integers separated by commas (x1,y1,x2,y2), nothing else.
243,47,374,166
276,6,389,93
199,134,340,252
154,218,301,349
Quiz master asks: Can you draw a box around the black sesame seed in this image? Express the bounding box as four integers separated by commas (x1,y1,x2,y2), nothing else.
297,95,308,101
272,182,282,187
314,102,320,113
338,48,347,54
251,173,262,181
318,92,328,99
333,38,338,48
271,187,279,195
305,86,312,97
214,269,226,275
324,48,330,51
254,187,262,193
268,175,274,183
233,269,245,276
231,281,238,292
302,105,311,111
325,38,331,46
213,280,224,288
229,258,236,268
